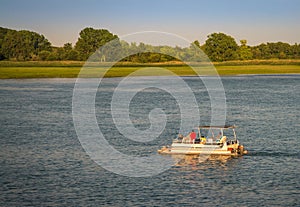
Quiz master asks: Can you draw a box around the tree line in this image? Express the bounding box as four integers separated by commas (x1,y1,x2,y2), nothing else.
0,26,299,62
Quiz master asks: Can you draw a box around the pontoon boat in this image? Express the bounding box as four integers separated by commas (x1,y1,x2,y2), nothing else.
158,125,248,156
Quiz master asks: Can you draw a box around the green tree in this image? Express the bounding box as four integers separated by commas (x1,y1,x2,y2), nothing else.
159,46,176,61
74,27,119,61
1,28,51,60
61,43,79,60
252,44,271,59
46,52,58,61
148,53,161,62
38,50,51,60
185,40,207,62
291,43,300,59
63,43,72,52
1,30,19,60
66,50,79,60
238,40,253,60
267,42,291,59
204,33,239,61
193,40,200,48
0,27,13,60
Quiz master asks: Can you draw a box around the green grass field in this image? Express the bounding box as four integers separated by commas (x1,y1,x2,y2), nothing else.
0,60,300,79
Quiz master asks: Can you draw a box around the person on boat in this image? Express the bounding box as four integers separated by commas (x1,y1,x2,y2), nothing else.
190,130,197,144
195,136,201,144
216,132,222,140
200,137,206,144
177,134,184,142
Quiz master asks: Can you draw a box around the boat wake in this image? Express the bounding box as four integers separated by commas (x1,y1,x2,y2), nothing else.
247,151,300,158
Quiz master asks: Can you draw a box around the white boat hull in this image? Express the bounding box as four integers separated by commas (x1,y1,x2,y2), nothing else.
158,143,246,156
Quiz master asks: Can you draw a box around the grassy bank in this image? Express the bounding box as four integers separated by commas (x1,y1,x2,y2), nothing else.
1,59,300,67
0,60,300,79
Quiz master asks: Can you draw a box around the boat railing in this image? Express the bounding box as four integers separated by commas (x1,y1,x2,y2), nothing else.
174,134,237,145
173,138,223,145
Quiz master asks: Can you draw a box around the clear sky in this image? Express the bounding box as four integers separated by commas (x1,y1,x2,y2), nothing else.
1,0,299,47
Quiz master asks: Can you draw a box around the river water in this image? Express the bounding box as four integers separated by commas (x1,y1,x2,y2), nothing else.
0,75,299,206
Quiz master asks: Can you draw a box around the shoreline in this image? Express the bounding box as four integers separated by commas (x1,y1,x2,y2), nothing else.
1,72,300,80
0,60,300,79
1,74,300,82
1,59,300,67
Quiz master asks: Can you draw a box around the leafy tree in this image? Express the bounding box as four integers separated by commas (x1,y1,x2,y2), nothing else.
204,33,239,61
252,42,295,59
184,40,208,62
238,40,253,60
1,30,19,60
1,28,51,60
63,43,72,52
252,44,271,59
291,43,300,59
158,46,176,62
66,50,79,60
193,40,200,48
74,27,119,61
267,42,292,59
38,50,51,60
148,53,161,62
0,27,13,60
46,52,58,61
61,43,79,60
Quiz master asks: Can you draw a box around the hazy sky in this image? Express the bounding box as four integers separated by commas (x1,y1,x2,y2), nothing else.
1,0,299,47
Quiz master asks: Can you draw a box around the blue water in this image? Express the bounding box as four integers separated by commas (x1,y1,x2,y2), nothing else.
0,76,299,206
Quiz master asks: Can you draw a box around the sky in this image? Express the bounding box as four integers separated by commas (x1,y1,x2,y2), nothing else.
0,0,299,47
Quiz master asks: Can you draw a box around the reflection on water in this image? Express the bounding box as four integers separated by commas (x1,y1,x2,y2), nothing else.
170,155,234,175
172,154,232,167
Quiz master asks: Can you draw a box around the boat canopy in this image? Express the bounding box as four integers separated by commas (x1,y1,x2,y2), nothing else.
198,125,236,129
